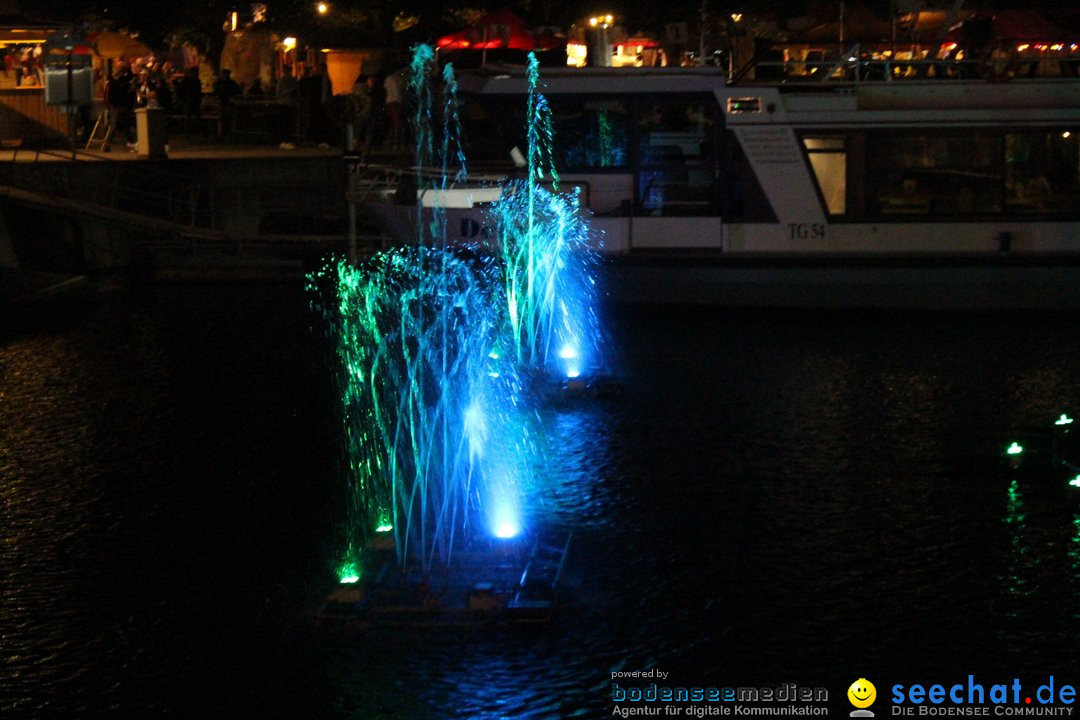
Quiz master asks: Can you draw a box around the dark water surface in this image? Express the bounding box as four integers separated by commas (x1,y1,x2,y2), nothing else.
3,284,1079,718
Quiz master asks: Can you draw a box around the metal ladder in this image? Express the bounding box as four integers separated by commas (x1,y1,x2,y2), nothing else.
83,109,110,150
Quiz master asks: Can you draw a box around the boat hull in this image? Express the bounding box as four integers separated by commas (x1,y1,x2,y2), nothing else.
606,252,1080,310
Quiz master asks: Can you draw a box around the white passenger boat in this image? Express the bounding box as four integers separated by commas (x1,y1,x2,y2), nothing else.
350,43,1080,309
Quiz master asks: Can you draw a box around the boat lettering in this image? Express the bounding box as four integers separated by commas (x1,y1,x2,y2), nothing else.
788,223,826,241
460,218,495,239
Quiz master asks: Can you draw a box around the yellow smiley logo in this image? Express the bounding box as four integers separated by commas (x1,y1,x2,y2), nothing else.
848,678,876,708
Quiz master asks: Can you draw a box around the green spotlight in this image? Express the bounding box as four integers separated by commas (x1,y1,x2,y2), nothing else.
1006,442,1024,456
338,561,361,584
1069,476,1080,488
1057,414,1074,426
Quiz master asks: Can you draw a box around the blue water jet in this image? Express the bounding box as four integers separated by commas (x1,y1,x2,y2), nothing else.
312,46,605,579
490,53,604,379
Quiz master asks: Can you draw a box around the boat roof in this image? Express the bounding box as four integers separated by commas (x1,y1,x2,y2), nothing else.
456,65,727,95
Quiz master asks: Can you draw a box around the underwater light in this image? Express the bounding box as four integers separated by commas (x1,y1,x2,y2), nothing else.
490,495,521,539
1069,476,1080,488
1006,442,1024,456
338,561,361,584
559,345,582,377
1056,414,1074,426
375,523,393,533
494,520,520,539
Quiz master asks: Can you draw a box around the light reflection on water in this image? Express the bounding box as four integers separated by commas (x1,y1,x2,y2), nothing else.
4,292,1080,717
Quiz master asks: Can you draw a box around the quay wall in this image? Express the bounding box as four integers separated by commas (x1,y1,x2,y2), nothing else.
0,153,347,273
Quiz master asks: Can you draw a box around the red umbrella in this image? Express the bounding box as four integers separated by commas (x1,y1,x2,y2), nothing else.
43,31,93,58
436,9,562,51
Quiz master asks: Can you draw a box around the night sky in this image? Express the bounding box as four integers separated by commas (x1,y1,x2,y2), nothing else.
31,0,1068,48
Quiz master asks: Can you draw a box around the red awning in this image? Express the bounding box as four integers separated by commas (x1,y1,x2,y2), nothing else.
436,9,562,51
42,31,92,56
617,37,660,49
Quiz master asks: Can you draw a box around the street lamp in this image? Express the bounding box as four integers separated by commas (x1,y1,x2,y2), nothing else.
316,2,329,14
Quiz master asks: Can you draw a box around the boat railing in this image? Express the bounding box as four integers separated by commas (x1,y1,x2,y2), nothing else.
346,159,505,204
0,147,212,230
734,42,1080,86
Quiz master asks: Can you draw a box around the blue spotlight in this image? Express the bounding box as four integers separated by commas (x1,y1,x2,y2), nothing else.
558,344,582,378
490,496,521,539
494,519,520,539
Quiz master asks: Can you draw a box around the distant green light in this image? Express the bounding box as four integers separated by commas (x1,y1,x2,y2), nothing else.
1006,442,1024,456
375,523,393,533
1069,476,1080,488
1057,414,1074,426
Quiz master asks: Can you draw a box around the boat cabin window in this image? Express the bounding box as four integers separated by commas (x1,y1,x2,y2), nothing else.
459,97,529,167
801,136,847,215
866,130,1080,217
868,133,1002,216
458,90,726,217
459,95,633,171
550,98,630,170
636,97,716,215
1003,131,1080,213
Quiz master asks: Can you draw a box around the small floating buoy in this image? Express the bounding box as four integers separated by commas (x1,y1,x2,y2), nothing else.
565,378,587,393
1006,441,1024,469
